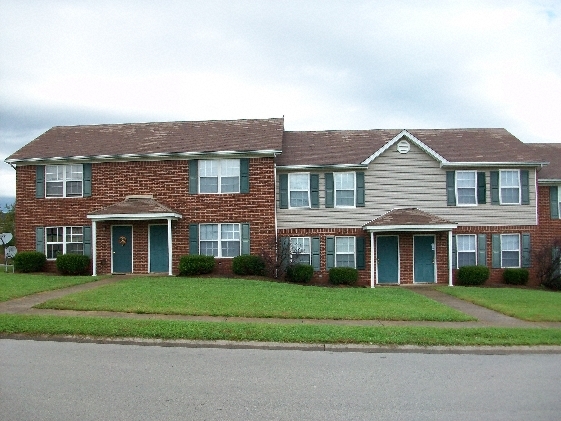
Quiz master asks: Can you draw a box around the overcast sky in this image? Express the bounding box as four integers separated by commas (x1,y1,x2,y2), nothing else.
1,0,560,200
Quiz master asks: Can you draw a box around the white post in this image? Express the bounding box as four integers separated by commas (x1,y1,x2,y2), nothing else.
448,230,453,286
167,218,173,276
92,221,97,276
370,231,375,288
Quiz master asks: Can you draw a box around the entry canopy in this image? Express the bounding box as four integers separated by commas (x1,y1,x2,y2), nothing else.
363,208,457,232
87,195,182,221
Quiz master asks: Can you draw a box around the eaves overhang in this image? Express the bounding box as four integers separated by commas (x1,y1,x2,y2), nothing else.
363,224,457,232
440,161,548,169
87,212,182,221
276,164,368,171
537,179,561,186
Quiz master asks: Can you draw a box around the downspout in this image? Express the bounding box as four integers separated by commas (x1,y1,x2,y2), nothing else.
273,155,278,278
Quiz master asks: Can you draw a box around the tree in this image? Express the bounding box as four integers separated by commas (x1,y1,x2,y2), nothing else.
533,238,561,291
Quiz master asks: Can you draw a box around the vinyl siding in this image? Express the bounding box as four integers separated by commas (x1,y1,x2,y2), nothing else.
277,142,537,229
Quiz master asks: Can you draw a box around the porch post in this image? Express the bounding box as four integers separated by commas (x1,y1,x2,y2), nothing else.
448,230,453,286
92,220,97,277
167,218,173,276
370,231,375,288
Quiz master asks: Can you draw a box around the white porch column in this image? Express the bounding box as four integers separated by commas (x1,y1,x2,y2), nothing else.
92,220,97,277
370,231,375,288
448,230,453,286
167,218,173,276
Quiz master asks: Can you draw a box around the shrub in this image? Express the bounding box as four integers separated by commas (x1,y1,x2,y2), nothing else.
178,255,215,276
329,267,359,286
503,268,529,285
13,251,46,273
56,254,91,275
232,255,265,276
286,264,314,283
456,265,489,286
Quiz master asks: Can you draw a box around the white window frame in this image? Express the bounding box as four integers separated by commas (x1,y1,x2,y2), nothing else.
455,171,477,206
199,223,241,258
290,237,311,265
45,226,84,259
288,173,310,208
335,236,356,268
334,172,356,208
198,159,240,194
501,234,520,268
456,234,477,268
499,170,521,205
45,164,83,198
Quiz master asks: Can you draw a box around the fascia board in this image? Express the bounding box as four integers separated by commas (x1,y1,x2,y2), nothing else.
87,213,182,221
363,224,458,232
441,162,548,168
276,164,368,171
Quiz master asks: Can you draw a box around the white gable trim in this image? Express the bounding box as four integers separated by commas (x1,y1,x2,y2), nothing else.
361,130,448,166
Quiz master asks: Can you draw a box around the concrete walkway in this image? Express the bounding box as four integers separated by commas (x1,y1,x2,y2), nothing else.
1,276,561,329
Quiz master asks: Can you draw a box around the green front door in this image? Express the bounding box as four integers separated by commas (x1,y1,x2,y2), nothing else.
377,236,399,284
112,226,132,273
150,225,169,273
414,235,435,283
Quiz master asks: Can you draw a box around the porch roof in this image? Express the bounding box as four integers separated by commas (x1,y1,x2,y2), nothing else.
87,195,182,221
363,208,457,232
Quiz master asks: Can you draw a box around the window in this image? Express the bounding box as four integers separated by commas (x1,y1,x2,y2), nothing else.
456,171,477,205
199,223,240,258
500,170,520,204
45,226,84,259
198,159,240,193
290,237,311,264
501,234,520,268
289,173,310,208
456,234,476,267
335,237,355,268
335,172,355,207
45,164,83,198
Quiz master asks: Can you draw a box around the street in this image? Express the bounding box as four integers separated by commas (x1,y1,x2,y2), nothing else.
1,339,560,420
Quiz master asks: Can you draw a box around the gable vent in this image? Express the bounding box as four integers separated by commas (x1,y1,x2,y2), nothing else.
397,139,410,154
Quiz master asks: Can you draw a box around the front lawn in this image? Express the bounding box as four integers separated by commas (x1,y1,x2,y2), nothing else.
437,286,561,322
36,277,474,321
0,271,99,302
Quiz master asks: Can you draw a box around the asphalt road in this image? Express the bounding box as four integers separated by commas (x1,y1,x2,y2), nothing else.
1,339,560,421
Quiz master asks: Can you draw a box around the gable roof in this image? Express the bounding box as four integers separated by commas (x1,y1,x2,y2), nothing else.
526,143,561,182
276,128,546,168
6,118,284,164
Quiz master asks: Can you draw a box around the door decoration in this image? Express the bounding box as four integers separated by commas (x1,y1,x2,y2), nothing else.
119,236,127,246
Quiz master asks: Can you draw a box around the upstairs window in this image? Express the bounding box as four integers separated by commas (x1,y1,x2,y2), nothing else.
335,172,355,207
456,171,477,205
45,164,83,198
289,173,310,208
500,170,520,204
199,159,240,193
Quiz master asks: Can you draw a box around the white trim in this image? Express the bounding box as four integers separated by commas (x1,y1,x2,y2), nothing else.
455,170,478,206
277,164,366,171
334,236,356,269
92,221,97,276
363,224,457,232
442,161,546,168
289,237,312,265
198,158,241,194
500,233,521,268
456,233,477,268
334,171,356,208
413,234,436,284
499,169,521,205
199,223,242,258
44,164,84,198
88,212,181,221
448,230,453,286
111,225,133,273
167,218,173,276
370,232,375,288
376,235,400,285
288,172,311,209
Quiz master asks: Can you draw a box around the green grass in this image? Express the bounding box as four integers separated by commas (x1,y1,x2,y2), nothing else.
35,277,474,321
1,314,560,346
0,271,99,302
437,286,561,322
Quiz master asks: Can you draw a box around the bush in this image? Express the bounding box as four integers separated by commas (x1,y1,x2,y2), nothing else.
232,255,265,276
56,254,91,275
178,255,215,276
542,276,561,291
503,268,529,285
13,251,46,273
456,265,490,286
286,264,314,283
329,267,359,286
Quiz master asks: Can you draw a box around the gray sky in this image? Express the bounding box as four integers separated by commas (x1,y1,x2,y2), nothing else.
1,0,560,198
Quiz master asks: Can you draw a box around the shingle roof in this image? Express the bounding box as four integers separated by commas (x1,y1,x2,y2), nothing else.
276,128,545,167
7,118,284,162
363,208,456,229
88,196,181,218
526,143,561,181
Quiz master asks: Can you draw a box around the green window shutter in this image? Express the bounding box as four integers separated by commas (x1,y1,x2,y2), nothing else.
451,234,457,269
522,233,531,268
279,174,288,209
492,234,501,268
36,166,45,199
446,171,456,206
189,224,199,255
490,171,499,205
310,174,319,208
189,160,198,194
356,172,365,207
521,170,529,205
241,223,250,255
477,234,487,266
550,187,559,219
552,247,561,278
36,227,44,253
83,226,92,257
326,236,335,269
325,173,334,208
356,236,365,270
311,237,320,271
477,172,486,204
83,163,92,197
240,158,249,193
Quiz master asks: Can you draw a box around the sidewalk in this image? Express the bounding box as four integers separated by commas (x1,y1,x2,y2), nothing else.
1,276,561,329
